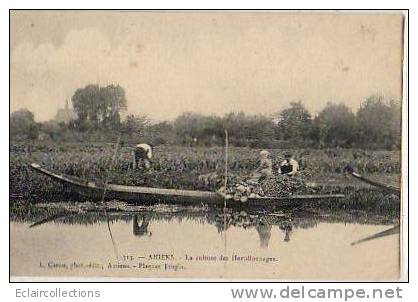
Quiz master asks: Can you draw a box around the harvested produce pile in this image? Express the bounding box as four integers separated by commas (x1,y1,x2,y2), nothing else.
219,174,316,202
260,175,314,197
218,182,265,202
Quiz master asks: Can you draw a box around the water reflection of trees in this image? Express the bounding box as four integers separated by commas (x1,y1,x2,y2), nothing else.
12,203,395,226
10,201,400,249
11,202,400,249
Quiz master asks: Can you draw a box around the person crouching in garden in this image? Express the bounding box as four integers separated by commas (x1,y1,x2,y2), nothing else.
279,153,299,176
132,143,153,170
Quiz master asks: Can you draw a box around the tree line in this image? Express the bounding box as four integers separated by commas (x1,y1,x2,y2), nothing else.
10,84,401,150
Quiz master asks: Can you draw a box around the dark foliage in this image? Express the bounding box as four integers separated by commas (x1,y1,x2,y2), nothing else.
10,86,402,150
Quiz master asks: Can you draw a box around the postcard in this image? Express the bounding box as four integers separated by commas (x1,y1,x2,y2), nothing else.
10,10,407,281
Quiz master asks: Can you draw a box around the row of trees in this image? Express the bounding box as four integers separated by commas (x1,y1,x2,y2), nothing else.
10,84,402,150
166,96,401,149
276,97,401,149
171,112,276,147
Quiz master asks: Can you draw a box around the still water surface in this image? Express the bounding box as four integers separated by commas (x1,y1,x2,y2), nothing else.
11,208,399,280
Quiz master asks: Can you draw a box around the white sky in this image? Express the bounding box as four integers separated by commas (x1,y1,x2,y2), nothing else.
10,11,404,122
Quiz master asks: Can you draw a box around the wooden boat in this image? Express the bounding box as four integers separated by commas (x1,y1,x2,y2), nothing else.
29,163,344,208
346,169,400,195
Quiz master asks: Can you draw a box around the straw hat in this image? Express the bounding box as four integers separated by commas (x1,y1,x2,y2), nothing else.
260,150,270,157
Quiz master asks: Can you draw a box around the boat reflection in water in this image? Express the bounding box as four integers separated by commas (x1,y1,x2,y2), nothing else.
10,202,400,280
131,212,302,248
17,202,398,249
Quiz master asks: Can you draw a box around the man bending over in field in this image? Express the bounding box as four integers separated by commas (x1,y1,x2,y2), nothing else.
279,153,299,176
132,143,153,170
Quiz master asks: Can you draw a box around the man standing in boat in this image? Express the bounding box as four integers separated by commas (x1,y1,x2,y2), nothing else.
279,153,299,176
132,143,153,170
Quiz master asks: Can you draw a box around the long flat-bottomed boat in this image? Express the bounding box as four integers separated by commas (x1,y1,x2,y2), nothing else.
29,163,344,208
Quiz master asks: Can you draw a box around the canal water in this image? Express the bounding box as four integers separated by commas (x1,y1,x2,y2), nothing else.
10,207,399,280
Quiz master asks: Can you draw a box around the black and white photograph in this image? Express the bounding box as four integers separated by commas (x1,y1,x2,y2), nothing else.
9,10,407,281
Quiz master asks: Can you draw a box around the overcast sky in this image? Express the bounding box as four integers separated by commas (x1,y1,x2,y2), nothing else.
10,11,404,122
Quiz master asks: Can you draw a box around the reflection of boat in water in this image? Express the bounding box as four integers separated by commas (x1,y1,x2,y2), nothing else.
30,163,344,208
20,203,397,249
351,225,400,246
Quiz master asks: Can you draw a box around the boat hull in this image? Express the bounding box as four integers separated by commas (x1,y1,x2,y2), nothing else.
349,172,400,195
29,163,344,208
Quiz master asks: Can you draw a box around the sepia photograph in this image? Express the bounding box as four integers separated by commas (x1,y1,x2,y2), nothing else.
9,10,407,281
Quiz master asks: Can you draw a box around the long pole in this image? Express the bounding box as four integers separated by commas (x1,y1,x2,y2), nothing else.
101,135,121,260
224,129,228,209
223,129,228,254
101,136,121,202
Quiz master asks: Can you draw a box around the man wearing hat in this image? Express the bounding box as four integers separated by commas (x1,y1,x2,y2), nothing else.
279,153,299,176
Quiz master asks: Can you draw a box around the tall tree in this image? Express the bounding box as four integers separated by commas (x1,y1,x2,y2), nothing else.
388,99,402,148
99,84,127,128
277,101,312,142
313,102,356,148
71,84,127,130
356,95,401,149
10,109,38,139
